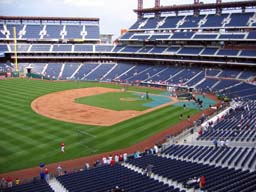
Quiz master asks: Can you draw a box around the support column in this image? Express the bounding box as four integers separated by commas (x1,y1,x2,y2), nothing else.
138,0,143,19
194,0,200,16
155,0,161,18
216,0,222,15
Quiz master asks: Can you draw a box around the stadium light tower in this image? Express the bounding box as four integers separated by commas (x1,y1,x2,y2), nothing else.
155,0,160,8
138,0,143,19
194,0,200,16
216,0,222,15
155,0,161,18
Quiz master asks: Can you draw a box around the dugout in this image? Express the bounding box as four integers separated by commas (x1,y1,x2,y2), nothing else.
167,84,194,99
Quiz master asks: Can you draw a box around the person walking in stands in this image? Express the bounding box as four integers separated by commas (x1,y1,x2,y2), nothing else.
213,139,218,148
0,178,7,188
123,153,128,162
6,177,12,188
61,142,65,152
15,178,20,185
199,175,205,192
44,168,49,182
57,165,63,176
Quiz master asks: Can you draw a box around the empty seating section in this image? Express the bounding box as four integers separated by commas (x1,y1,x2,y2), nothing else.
84,25,100,39
226,12,253,27
44,25,63,39
138,46,153,53
212,80,239,91
193,34,218,39
186,72,204,86
127,12,254,31
57,164,177,192
85,63,115,81
18,63,30,71
65,25,83,39
162,144,256,170
129,18,147,29
6,24,24,38
128,65,165,82
202,14,228,28
31,44,51,52
118,64,149,82
0,44,8,52
131,34,150,40
30,63,46,74
103,62,134,81
166,47,180,54
1,180,54,192
178,47,203,55
120,32,134,40
1,22,100,40
52,44,72,52
2,61,255,99
95,45,113,52
112,45,124,52
44,63,62,79
9,44,30,52
240,50,256,57
239,70,256,79
61,63,80,79
159,16,184,29
74,63,98,80
171,32,194,39
121,46,142,53
179,15,204,28
149,34,170,40
223,83,256,99
168,68,201,84
196,78,219,91
0,63,12,72
206,69,221,76
141,17,159,29
150,46,167,53
0,24,6,38
74,44,93,52
198,100,256,142
217,49,239,56
24,25,43,39
219,34,245,39
201,48,218,55
218,69,240,78
246,30,256,39
127,155,256,192
147,66,181,82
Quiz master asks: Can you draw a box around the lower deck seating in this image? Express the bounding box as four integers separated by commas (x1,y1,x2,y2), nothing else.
2,180,54,192
57,164,180,192
127,155,256,192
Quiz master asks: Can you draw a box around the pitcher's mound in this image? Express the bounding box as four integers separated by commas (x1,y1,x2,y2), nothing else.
120,98,137,101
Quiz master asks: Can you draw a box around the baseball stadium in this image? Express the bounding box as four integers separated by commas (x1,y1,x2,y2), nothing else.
0,0,256,191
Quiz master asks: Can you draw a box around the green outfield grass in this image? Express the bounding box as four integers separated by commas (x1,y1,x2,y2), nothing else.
75,92,153,111
0,79,198,173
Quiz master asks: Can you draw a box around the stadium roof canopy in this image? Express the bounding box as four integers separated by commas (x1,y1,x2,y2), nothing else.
0,15,99,22
134,0,256,14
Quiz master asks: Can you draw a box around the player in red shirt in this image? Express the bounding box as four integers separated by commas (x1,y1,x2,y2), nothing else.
61,142,65,152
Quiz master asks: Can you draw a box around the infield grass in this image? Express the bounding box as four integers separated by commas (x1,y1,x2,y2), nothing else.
0,79,198,173
75,92,153,111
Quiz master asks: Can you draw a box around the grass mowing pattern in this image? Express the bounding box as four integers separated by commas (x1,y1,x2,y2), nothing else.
75,92,153,111
0,79,198,173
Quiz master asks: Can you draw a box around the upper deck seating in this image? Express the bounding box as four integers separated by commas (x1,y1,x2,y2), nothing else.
23,25,43,39
65,25,83,39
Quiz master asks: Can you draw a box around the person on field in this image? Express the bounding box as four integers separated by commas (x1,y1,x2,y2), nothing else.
44,168,49,182
61,142,65,152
